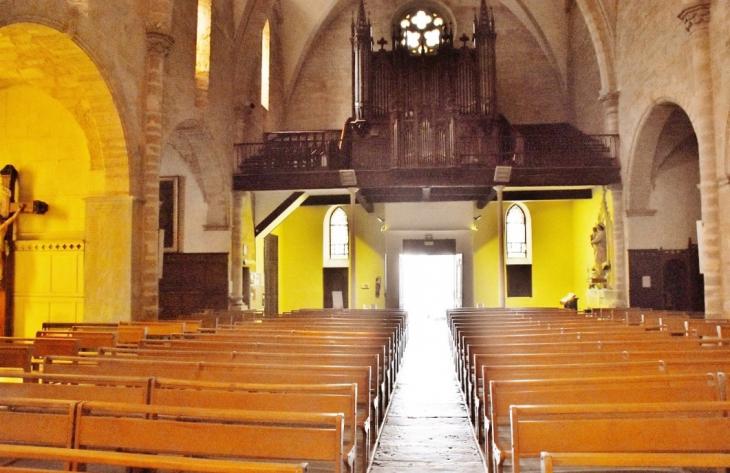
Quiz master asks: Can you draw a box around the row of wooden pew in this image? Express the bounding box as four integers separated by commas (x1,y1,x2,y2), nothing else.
448,307,730,473
0,308,407,473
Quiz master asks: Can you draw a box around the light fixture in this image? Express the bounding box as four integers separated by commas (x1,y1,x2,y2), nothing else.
339,169,357,186
474,215,482,221
376,216,384,223
494,165,512,183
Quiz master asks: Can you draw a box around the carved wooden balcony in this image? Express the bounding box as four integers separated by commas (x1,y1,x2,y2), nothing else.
233,124,620,194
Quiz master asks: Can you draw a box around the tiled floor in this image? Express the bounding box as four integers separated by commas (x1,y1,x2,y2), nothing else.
369,314,486,473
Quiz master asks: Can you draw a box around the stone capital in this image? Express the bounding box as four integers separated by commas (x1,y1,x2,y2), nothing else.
598,90,620,107
145,30,175,56
678,1,711,33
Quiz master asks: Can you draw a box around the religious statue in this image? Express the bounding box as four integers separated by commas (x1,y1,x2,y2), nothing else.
590,223,608,275
0,204,24,283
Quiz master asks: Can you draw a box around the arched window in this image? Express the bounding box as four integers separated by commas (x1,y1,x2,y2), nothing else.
323,206,349,267
195,0,212,106
505,203,532,264
506,204,526,259
261,20,271,110
396,7,447,55
505,203,532,297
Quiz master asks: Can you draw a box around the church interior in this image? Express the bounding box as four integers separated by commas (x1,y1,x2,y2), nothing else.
2,0,730,472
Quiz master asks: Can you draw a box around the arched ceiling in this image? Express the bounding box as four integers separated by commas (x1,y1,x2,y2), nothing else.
239,0,615,110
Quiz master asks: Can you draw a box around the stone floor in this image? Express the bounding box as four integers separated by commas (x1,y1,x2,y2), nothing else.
369,314,487,473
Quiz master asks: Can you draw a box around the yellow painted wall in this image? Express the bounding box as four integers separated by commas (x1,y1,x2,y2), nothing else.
0,85,94,335
510,200,575,307
473,192,605,310
271,204,385,313
354,206,385,309
276,206,326,312
473,203,499,307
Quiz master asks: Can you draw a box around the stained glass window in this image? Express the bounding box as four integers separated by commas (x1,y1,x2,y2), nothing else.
398,8,445,54
506,204,527,259
330,207,349,259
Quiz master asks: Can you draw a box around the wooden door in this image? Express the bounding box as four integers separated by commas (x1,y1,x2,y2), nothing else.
323,268,348,309
264,234,278,316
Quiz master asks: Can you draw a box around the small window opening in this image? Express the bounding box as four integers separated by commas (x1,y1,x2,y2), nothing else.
261,20,271,110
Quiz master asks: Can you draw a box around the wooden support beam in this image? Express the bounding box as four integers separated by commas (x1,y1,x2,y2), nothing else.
355,190,374,213
476,188,497,209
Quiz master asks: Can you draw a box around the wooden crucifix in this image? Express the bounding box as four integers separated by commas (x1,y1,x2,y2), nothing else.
0,165,49,336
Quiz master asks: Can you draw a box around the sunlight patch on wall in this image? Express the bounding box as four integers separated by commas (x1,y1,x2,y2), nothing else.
195,0,212,108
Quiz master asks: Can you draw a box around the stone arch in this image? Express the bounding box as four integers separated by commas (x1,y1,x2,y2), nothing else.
0,20,136,331
626,99,696,214
0,20,131,196
165,120,229,228
573,0,616,98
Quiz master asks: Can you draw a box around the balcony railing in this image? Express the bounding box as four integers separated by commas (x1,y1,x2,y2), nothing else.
235,130,346,174
235,128,619,174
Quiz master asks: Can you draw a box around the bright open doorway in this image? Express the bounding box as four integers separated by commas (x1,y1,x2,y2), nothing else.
399,254,462,323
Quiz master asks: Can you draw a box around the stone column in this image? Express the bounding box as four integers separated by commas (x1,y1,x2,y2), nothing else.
598,91,620,135
229,191,246,310
608,185,628,307
140,30,174,321
495,185,506,308
679,2,724,318
349,189,358,309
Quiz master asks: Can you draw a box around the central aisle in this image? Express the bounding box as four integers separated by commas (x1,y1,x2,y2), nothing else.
369,314,487,472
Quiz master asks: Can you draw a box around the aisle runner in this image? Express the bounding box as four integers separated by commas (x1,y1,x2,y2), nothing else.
370,315,486,472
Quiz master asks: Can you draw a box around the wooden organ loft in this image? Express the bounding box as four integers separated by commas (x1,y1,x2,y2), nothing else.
233,0,620,207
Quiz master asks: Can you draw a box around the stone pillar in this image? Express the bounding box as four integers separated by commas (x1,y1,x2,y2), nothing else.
349,189,358,309
598,91,620,135
140,30,174,321
679,2,724,318
495,185,506,308
608,185,628,307
229,191,246,310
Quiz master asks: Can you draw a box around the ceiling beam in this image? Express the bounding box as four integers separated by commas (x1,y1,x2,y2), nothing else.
355,189,374,213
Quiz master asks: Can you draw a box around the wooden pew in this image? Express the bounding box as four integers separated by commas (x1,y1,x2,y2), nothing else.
0,372,151,404
0,443,309,473
74,401,346,473
99,346,385,428
140,339,394,402
35,331,117,352
488,373,725,473
43,356,376,449
0,372,365,472
509,401,730,473
0,346,32,372
541,452,730,473
471,348,730,425
150,378,361,471
0,398,77,448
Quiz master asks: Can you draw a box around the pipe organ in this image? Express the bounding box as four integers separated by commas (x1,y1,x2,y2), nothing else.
350,0,509,170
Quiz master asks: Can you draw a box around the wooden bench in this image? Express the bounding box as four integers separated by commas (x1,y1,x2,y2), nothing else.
0,443,308,473
541,452,730,473
0,346,32,372
0,372,151,404
43,356,376,450
488,373,725,473
0,398,77,448
140,339,393,395
509,401,730,473
99,346,385,428
74,401,346,472
0,372,365,472
150,378,361,471
35,331,117,352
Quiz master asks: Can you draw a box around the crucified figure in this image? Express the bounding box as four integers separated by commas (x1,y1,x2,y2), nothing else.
0,203,24,283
